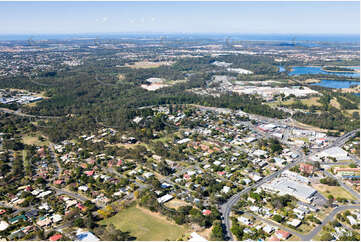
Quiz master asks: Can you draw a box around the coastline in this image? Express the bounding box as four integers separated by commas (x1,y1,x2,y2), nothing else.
321,67,357,73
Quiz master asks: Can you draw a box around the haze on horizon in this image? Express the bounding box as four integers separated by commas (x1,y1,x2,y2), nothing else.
0,1,359,35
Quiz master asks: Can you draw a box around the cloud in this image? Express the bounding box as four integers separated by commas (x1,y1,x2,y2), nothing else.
96,17,108,24
151,17,156,22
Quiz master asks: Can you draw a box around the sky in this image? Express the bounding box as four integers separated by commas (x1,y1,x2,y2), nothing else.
0,1,359,35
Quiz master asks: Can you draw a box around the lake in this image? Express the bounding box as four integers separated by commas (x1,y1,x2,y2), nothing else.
311,79,360,89
288,66,360,78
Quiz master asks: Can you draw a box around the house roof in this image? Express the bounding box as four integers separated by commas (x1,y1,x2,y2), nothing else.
49,234,62,241
276,230,290,239
202,209,212,216
267,235,280,241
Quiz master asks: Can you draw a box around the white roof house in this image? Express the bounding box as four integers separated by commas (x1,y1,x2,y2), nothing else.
347,216,358,226
78,185,89,192
263,224,275,234
253,150,267,157
281,170,310,184
189,232,208,242
157,194,173,204
177,138,191,144
0,221,9,231
76,229,100,241
36,190,52,198
287,219,302,227
222,186,231,193
237,216,251,225
51,214,63,223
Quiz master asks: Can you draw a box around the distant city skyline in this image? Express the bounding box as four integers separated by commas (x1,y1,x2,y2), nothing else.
0,1,359,35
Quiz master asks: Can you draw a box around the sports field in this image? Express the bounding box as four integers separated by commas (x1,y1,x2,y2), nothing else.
99,205,188,241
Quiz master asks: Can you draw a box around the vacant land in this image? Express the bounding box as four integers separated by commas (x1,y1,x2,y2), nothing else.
301,97,322,106
125,61,174,69
330,98,341,109
313,184,355,200
22,133,49,146
164,199,191,209
99,205,188,241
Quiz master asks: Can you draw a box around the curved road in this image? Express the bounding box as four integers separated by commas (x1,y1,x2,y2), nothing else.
303,204,360,241
0,107,62,119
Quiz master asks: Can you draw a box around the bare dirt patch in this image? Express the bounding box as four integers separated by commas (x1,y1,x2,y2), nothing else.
125,61,174,69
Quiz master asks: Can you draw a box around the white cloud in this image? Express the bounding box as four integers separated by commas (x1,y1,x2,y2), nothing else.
96,17,108,24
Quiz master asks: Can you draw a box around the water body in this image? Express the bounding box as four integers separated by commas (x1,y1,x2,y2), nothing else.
311,80,360,89
278,66,286,72
289,66,360,78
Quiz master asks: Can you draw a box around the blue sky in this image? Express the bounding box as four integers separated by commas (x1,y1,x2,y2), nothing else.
0,1,359,34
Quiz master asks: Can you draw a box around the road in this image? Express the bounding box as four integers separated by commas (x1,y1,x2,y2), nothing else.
220,150,303,240
220,129,359,240
0,107,61,119
245,212,305,240
302,205,360,241
50,185,92,204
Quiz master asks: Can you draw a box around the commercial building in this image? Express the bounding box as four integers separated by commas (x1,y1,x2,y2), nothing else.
312,147,349,161
261,178,317,202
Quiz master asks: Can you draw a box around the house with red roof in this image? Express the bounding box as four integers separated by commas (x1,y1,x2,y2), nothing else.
202,209,212,216
267,235,280,241
54,180,63,185
77,203,87,212
275,230,291,240
183,174,190,180
84,170,94,176
299,163,314,174
49,234,62,241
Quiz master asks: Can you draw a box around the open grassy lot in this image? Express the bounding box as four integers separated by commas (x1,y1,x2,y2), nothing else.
125,61,174,69
312,184,356,200
330,98,341,109
99,205,188,241
22,133,49,146
164,199,191,209
300,97,322,106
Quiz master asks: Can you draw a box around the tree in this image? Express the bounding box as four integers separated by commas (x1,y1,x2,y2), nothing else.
210,220,224,241
74,218,85,228
320,232,333,241
272,214,283,223
102,224,134,241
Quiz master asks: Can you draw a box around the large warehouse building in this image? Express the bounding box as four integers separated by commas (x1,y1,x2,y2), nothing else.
261,178,317,202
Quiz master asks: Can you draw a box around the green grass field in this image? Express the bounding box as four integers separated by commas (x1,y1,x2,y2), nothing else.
99,206,188,241
22,133,49,146
313,184,356,200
